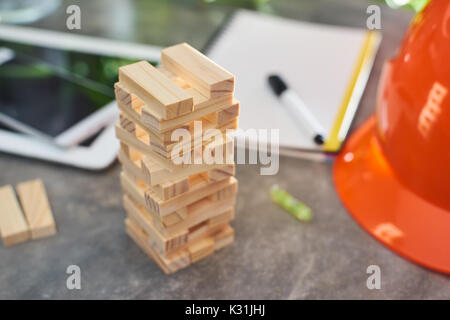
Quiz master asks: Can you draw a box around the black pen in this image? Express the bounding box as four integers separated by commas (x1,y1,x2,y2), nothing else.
268,74,326,145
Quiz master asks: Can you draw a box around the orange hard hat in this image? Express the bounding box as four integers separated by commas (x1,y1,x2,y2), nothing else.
334,0,450,273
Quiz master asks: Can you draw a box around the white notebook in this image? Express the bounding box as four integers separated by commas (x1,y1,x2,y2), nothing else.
207,10,381,158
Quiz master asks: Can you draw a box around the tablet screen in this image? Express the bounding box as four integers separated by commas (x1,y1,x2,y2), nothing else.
0,40,145,138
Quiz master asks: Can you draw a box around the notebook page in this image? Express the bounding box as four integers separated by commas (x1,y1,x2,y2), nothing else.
207,10,367,151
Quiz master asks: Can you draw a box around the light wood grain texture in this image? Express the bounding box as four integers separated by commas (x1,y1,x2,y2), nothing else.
141,95,235,133
124,196,232,258
149,117,238,158
116,125,234,184
208,164,236,182
204,101,240,125
16,179,56,240
125,217,234,274
208,182,238,202
116,83,190,145
161,43,235,99
124,192,234,236
208,209,234,228
118,146,189,200
120,171,237,217
125,218,190,274
188,238,215,263
119,113,136,134
115,120,234,172
157,65,234,111
124,195,188,256
0,185,30,246
118,61,193,120
116,81,234,135
213,225,234,251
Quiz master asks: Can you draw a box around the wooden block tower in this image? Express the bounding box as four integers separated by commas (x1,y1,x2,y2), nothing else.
114,43,239,274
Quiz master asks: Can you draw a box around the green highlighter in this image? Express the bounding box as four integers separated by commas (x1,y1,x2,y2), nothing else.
270,185,313,222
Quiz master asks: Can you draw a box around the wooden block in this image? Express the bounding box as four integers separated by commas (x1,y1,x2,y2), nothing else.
120,142,131,158
118,61,193,120
157,65,234,111
125,218,190,274
139,152,232,186
125,217,234,274
124,196,232,258
118,119,232,172
208,209,234,228
161,43,234,99
0,185,30,246
120,113,136,134
118,146,190,200
120,171,237,217
144,175,237,217
117,92,234,155
124,188,236,238
188,238,215,263
205,101,240,125
116,84,192,146
114,82,146,111
123,196,188,255
16,179,56,240
208,164,235,182
213,225,235,250
208,182,238,202
141,95,235,133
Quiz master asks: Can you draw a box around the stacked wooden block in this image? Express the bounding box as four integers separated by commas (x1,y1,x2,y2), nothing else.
114,43,239,274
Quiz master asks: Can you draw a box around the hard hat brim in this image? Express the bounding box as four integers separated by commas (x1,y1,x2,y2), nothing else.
334,116,450,274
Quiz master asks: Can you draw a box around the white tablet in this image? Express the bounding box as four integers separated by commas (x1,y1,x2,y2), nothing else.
0,25,162,169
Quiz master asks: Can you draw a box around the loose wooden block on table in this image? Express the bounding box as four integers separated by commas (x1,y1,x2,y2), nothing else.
161,43,235,99
16,179,56,240
0,185,30,246
118,61,193,120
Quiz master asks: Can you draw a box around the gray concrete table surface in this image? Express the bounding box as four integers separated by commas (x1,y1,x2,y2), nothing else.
0,0,449,299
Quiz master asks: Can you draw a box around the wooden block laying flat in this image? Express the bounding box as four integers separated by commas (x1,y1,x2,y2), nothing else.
118,61,193,120
157,65,233,111
16,179,56,240
207,164,235,182
204,101,240,125
161,43,235,99
125,218,190,274
116,81,234,135
123,183,236,237
116,83,191,146
124,196,233,258
118,108,236,161
0,185,30,246
208,182,238,202
120,171,237,217
124,196,188,256
118,146,190,200
141,95,235,133
115,121,235,173
125,217,234,274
